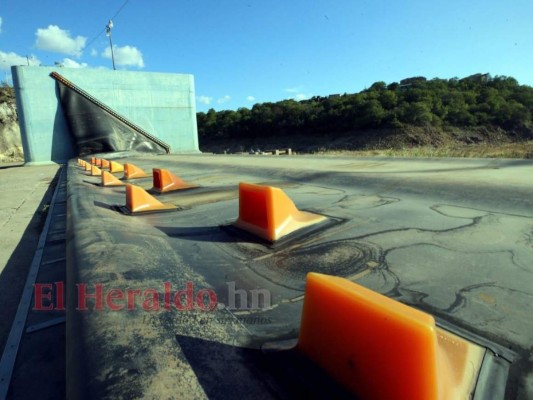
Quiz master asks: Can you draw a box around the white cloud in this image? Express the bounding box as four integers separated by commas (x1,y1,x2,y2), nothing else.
197,96,213,105
284,86,303,93
217,95,231,104
90,48,98,57
35,25,86,57
285,86,309,100
102,45,144,68
57,58,87,68
0,51,40,70
246,96,255,102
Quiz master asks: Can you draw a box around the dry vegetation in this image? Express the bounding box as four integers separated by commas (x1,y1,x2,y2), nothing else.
202,125,533,159
315,141,533,159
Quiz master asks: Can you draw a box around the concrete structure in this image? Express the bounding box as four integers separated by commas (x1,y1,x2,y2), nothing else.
12,66,199,165
2,155,533,397
64,155,532,398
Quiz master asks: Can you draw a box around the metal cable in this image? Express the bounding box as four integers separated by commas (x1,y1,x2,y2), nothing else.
81,0,130,52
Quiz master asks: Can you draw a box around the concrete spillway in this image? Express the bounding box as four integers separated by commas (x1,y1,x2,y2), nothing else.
8,65,532,398
2,154,533,398
67,155,533,398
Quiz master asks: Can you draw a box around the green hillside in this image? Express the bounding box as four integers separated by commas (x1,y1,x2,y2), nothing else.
197,74,533,156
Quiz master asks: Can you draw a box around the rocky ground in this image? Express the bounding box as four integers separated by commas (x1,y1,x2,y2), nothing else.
0,87,23,163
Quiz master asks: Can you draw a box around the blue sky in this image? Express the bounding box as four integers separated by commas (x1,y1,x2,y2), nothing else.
1,0,533,112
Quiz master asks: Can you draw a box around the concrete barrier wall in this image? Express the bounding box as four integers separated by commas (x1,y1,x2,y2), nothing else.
12,66,199,165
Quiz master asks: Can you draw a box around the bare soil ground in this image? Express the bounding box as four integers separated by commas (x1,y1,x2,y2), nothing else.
200,126,533,159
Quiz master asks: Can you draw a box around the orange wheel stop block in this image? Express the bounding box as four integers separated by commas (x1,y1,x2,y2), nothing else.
95,158,102,167
125,184,177,214
233,182,326,242
151,168,198,193
298,273,485,400
91,157,96,165
109,161,124,173
84,163,92,171
101,159,110,170
101,171,125,187
90,165,102,176
123,163,149,180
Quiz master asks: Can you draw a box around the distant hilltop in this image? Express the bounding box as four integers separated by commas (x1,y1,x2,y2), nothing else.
197,73,533,157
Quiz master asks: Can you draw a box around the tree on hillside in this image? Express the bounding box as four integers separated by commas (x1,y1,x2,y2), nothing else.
197,74,533,142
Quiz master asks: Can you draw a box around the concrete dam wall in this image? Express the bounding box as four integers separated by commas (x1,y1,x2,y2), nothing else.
12,66,200,165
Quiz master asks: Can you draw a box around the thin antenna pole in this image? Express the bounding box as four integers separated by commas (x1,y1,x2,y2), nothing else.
106,20,116,70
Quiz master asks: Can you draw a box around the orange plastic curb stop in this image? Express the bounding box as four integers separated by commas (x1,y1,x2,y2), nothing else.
123,163,149,180
233,182,327,242
109,161,124,173
298,273,484,400
95,158,102,167
90,165,102,176
84,163,92,172
125,184,177,214
101,159,110,170
151,168,198,193
101,171,125,187
91,157,96,165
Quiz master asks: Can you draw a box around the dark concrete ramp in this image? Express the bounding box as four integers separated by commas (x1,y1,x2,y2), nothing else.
63,154,533,399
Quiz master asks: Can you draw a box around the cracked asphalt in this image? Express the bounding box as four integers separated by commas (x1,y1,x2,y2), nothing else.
66,153,533,399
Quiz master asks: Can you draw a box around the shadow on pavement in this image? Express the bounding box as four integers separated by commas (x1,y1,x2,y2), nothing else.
0,168,61,355
0,163,24,170
176,334,355,399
